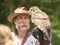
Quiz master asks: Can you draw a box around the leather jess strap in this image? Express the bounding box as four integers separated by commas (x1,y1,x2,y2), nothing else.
21,32,31,45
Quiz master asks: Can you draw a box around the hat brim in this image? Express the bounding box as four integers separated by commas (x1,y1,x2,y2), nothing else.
7,13,28,23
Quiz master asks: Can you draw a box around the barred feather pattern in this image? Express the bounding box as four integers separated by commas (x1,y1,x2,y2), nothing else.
29,6,51,41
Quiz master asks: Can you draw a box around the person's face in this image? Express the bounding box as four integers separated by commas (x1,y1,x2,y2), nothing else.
13,14,30,31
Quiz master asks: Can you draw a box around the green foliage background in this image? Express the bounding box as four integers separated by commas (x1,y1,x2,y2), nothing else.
0,0,60,45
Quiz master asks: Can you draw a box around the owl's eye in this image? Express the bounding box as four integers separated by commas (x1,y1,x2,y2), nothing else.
31,9,35,12
31,9,33,11
33,10,35,12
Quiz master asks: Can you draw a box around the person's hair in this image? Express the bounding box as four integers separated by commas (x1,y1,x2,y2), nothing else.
12,22,18,35
0,24,13,45
0,24,12,39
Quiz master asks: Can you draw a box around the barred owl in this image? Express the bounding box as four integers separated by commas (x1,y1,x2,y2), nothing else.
29,6,51,41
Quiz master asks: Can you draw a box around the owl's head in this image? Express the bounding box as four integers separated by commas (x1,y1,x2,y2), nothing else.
29,6,40,15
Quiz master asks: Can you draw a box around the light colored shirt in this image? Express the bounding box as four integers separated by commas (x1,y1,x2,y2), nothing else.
11,32,37,45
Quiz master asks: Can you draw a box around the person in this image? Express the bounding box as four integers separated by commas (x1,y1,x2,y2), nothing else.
7,7,40,45
0,24,14,45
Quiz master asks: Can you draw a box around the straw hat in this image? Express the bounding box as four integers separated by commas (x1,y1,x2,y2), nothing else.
7,7,29,23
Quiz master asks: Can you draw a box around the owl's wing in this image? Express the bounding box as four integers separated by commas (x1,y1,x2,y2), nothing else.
34,12,48,19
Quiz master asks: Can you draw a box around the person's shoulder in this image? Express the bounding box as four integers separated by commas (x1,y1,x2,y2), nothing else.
24,33,37,45
28,33,37,41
